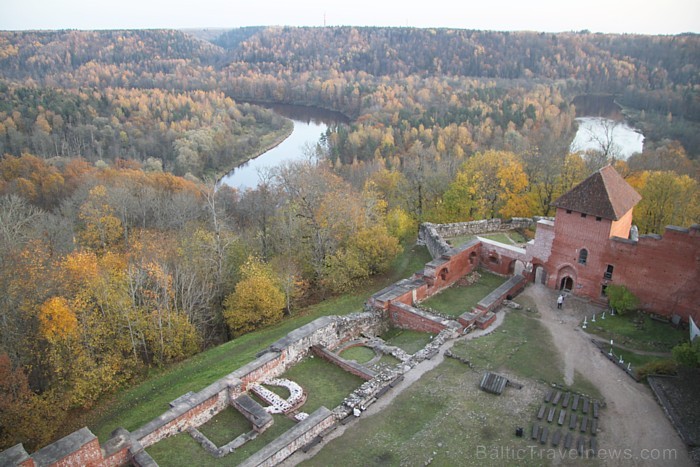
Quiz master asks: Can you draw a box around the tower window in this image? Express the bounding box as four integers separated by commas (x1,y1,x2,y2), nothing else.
566,209,572,214
596,216,602,221
578,249,588,265
604,264,614,280
581,213,587,218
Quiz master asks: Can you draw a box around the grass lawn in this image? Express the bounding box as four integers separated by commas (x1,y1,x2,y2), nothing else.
76,244,431,443
420,270,507,317
447,230,529,248
197,407,251,447
340,345,376,363
584,311,686,352
450,311,600,399
147,413,296,466
303,310,603,467
607,344,674,371
381,327,434,354
281,356,365,413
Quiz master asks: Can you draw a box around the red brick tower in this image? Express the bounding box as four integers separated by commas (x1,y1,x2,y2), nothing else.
544,165,641,299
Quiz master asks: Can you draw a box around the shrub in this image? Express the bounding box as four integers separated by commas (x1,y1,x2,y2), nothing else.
636,359,678,380
606,284,639,315
672,340,700,368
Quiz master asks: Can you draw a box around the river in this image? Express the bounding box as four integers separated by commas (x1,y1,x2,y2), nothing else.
569,94,644,159
218,104,348,191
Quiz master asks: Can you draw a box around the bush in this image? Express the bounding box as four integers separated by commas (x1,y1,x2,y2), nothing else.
636,359,678,380
606,284,639,315
672,340,700,368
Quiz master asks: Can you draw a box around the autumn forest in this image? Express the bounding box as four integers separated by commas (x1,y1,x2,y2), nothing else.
0,27,699,450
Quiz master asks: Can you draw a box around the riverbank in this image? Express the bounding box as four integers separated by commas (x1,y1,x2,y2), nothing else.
211,117,294,185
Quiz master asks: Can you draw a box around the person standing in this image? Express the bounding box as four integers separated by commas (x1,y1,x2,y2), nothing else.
557,294,564,309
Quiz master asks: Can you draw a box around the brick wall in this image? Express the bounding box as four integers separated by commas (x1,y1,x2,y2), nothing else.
311,345,375,380
544,207,700,321
388,302,450,334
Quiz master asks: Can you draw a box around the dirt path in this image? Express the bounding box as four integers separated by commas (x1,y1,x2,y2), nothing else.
524,284,692,466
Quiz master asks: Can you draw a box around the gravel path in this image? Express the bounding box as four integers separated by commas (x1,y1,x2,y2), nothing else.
523,284,692,466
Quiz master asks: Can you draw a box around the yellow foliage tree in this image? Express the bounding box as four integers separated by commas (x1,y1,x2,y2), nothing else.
438,150,530,221
223,257,285,337
39,297,78,343
632,171,700,234
78,185,123,251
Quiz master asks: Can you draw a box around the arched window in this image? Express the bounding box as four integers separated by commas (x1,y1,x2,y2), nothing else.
578,249,588,265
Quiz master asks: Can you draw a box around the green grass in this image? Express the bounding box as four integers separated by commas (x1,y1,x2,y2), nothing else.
81,244,431,442
447,230,529,248
197,407,251,447
263,384,290,400
381,327,434,354
447,234,475,247
607,345,674,370
147,414,296,466
303,310,604,467
281,356,365,413
451,311,600,399
377,355,401,366
585,311,686,352
303,357,549,467
421,270,507,317
340,346,376,363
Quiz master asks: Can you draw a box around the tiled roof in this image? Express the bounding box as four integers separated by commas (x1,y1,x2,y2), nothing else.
552,165,641,220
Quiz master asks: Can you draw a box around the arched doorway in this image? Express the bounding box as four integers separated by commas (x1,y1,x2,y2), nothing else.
560,276,573,291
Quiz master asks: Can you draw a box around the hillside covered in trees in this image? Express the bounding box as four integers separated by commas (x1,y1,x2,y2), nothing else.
0,27,698,451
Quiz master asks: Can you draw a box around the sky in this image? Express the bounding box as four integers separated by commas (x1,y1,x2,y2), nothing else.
1,0,698,35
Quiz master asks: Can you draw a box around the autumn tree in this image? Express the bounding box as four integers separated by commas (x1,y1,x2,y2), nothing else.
632,171,700,234
439,150,531,221
223,257,285,336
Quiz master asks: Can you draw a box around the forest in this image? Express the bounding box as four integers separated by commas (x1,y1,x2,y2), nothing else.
0,27,699,451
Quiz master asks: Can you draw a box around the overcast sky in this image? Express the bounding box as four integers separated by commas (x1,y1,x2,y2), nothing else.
1,0,698,34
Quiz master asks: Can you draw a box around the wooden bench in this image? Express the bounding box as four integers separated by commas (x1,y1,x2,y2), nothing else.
547,407,556,423
551,430,562,447
537,404,546,419
580,415,588,433
562,392,571,408
591,418,598,436
582,398,590,414
569,413,577,430
558,409,566,426
572,394,580,411
531,423,540,440
552,390,562,405
544,389,553,403
593,401,599,418
540,426,548,445
564,432,573,449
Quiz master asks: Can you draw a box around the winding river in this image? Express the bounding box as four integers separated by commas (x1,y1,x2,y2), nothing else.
219,104,348,191
569,94,644,159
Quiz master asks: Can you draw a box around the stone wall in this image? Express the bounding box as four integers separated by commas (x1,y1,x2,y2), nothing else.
311,345,376,380
238,407,335,467
419,218,537,260
478,238,528,277
388,301,460,334
1,312,384,467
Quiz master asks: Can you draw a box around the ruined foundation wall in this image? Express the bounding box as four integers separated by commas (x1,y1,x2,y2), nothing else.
1,312,385,467
419,218,537,260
